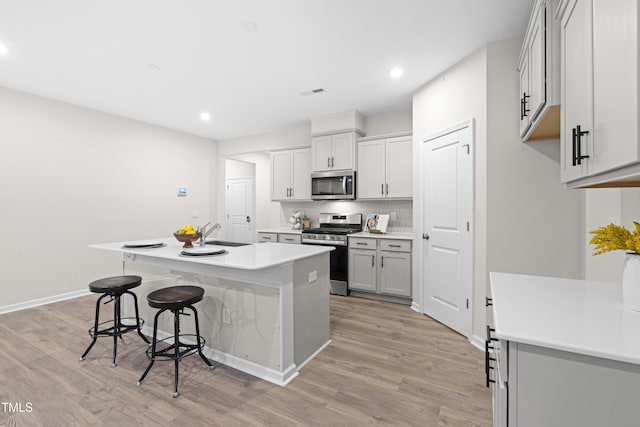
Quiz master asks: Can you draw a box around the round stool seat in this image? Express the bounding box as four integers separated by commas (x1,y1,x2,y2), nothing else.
147,285,204,310
88,275,142,293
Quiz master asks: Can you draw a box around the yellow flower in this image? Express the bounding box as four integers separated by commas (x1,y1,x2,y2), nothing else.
589,222,640,255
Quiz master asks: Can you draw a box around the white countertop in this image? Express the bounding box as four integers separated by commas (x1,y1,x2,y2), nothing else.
490,272,640,365
90,238,332,271
350,231,413,240
257,228,303,234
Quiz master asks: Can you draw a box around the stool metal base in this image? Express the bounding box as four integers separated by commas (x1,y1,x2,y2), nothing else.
136,305,214,398
80,290,150,367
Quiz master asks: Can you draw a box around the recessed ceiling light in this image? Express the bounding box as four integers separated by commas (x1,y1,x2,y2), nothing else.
0,42,9,56
200,112,211,121
240,20,258,32
389,67,403,78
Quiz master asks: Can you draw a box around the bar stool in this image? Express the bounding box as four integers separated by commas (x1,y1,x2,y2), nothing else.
136,285,214,398
80,275,150,367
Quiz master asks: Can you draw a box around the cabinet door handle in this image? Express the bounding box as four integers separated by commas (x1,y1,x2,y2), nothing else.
371,255,375,267
422,233,430,240
576,125,590,165
381,255,384,268
381,183,384,196
389,244,401,248
571,128,578,166
522,92,530,118
328,157,331,168
289,187,293,197
331,156,335,167
385,183,389,195
520,97,525,120
485,325,497,388
356,242,368,245
486,297,493,307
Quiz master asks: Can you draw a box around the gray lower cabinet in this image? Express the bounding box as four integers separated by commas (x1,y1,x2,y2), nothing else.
348,237,411,300
494,341,640,426
257,232,277,243
258,232,301,244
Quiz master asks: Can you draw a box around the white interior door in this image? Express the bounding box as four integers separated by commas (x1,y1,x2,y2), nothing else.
422,121,474,337
226,177,253,243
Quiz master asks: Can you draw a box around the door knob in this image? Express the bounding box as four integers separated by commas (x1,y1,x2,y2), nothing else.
246,216,251,223
422,233,430,240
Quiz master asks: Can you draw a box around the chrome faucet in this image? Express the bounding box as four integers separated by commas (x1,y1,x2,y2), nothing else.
199,222,222,246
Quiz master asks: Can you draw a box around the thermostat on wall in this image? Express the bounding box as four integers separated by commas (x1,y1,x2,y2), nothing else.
177,187,187,196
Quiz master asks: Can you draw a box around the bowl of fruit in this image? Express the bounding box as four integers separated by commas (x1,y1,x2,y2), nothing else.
174,224,201,248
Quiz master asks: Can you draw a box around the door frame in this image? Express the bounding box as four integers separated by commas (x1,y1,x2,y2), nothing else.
418,119,475,338
225,176,254,243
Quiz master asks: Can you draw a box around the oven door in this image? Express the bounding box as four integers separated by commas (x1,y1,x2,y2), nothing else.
302,240,349,296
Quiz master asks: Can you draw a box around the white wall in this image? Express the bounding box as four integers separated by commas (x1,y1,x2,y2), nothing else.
0,87,216,308
585,189,640,282
486,40,584,279
412,38,584,342
412,45,488,340
364,110,412,136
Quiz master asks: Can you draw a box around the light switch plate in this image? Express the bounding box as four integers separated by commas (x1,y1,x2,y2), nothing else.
308,270,317,283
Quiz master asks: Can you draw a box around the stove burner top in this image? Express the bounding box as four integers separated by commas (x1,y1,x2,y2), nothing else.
301,213,363,237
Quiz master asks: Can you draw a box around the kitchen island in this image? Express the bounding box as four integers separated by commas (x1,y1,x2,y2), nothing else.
90,238,333,386
489,272,640,426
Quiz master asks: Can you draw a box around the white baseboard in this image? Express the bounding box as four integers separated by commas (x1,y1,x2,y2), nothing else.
140,325,300,387
410,301,421,313
469,334,485,351
0,289,91,315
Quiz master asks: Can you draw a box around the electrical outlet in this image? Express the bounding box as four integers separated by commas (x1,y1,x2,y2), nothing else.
308,270,317,283
222,307,231,324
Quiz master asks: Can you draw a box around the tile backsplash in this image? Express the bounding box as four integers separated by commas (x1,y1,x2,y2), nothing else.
280,200,413,232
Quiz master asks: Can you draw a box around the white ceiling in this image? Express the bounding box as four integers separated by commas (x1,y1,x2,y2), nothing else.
0,0,533,140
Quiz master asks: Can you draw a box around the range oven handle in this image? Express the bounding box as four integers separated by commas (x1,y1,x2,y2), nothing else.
302,239,347,247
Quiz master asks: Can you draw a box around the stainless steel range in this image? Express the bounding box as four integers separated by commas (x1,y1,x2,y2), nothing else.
302,213,362,296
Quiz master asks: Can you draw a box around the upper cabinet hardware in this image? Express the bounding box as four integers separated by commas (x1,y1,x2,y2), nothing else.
521,92,531,119
575,125,590,165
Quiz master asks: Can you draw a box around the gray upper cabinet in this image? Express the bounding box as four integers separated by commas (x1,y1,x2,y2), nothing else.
271,148,311,201
518,0,561,142
357,132,413,199
311,132,356,172
559,0,640,188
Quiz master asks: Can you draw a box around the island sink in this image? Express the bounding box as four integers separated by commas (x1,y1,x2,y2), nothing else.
205,240,250,247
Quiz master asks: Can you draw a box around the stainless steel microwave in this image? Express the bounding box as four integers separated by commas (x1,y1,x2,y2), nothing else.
311,171,356,200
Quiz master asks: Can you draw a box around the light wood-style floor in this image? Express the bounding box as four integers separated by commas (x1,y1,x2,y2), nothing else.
0,294,491,426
